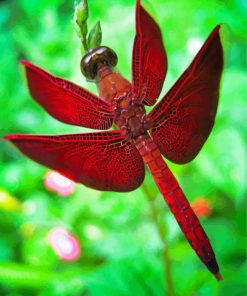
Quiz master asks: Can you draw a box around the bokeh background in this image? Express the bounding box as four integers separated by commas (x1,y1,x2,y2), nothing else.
0,0,246,295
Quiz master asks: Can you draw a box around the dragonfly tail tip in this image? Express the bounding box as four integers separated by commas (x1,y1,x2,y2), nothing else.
214,272,223,281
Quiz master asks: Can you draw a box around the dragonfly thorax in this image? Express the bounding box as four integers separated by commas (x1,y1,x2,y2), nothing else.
114,94,150,140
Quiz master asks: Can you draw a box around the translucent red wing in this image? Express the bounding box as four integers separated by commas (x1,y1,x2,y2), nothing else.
22,61,114,130
132,0,167,106
149,25,224,164
4,131,145,192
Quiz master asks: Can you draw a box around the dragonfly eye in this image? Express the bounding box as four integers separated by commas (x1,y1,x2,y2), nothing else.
80,46,118,80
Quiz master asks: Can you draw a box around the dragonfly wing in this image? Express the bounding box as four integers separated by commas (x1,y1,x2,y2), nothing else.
22,61,114,130
148,25,224,163
132,0,167,106
5,131,145,192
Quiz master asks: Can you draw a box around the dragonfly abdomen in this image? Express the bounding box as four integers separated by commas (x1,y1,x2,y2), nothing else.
134,134,222,280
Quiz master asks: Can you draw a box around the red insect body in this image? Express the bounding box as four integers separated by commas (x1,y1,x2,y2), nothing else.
4,0,224,279
134,134,220,277
97,66,131,103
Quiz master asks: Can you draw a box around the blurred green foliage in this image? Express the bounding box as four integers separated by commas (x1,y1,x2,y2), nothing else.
0,0,246,295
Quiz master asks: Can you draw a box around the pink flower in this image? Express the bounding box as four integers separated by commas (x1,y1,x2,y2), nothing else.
44,171,76,197
192,197,212,218
48,227,81,261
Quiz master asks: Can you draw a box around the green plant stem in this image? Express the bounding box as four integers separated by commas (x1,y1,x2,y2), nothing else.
0,262,51,288
142,183,174,296
81,35,88,53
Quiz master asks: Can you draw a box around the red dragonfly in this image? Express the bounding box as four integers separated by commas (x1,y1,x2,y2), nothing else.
5,0,223,280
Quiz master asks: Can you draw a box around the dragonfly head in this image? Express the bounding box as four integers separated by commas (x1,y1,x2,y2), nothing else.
81,46,118,80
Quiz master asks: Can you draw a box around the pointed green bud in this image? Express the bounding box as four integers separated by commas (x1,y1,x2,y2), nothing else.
74,0,88,26
88,21,102,50
74,0,89,53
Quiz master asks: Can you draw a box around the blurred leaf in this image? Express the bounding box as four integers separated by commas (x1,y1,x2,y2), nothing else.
22,229,57,268
195,127,246,201
86,256,164,296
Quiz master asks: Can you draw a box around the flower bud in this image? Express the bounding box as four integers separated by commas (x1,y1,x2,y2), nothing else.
74,0,88,27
